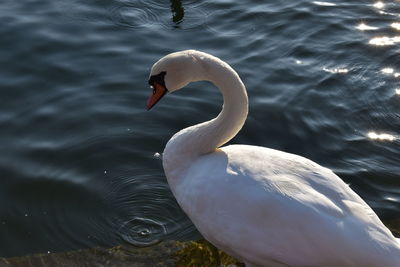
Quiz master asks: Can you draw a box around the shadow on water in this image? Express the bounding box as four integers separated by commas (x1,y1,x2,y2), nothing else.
170,0,184,27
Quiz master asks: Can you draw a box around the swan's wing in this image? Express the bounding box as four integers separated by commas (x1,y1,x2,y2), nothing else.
174,145,400,266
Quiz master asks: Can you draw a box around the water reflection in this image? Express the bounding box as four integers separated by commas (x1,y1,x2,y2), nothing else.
373,2,385,9
312,1,336,6
391,22,400,30
382,68,394,74
356,23,378,31
322,67,348,74
368,132,396,141
170,0,184,26
395,88,400,95
369,36,400,46
381,68,400,77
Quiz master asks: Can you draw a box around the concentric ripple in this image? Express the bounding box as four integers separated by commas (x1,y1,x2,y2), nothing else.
109,1,208,30
119,217,167,247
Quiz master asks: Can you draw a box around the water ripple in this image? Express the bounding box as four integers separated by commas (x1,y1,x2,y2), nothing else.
109,1,208,30
119,217,167,247
2,0,400,258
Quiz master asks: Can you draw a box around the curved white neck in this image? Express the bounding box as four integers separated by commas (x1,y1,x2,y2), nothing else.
163,53,248,179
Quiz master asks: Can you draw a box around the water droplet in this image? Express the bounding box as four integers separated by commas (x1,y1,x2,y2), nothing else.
154,152,161,158
119,217,167,247
138,229,150,237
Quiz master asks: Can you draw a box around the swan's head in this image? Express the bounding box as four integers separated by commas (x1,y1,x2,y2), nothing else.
147,50,204,110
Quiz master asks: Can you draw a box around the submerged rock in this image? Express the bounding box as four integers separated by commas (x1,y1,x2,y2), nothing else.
1,219,399,266
0,240,243,267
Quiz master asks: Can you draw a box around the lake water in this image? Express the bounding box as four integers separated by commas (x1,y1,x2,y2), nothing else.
1,0,399,258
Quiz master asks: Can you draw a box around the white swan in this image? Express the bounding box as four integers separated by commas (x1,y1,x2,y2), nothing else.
146,50,400,266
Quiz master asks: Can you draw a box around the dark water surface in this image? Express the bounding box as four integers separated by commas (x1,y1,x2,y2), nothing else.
1,0,400,258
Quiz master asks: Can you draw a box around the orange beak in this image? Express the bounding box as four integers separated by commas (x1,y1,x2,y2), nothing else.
146,82,168,110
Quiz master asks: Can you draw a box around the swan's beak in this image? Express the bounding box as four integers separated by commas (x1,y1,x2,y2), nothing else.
146,82,168,110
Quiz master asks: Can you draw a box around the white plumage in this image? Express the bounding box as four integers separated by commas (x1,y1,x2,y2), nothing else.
146,50,400,266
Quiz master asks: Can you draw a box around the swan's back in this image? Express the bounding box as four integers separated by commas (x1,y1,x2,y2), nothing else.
173,145,400,266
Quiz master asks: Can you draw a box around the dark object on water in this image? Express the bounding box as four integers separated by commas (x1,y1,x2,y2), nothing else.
170,0,184,25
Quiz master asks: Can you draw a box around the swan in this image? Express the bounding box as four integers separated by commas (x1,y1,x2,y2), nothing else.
146,50,400,266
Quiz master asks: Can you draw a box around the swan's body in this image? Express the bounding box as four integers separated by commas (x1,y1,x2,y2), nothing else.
147,50,400,266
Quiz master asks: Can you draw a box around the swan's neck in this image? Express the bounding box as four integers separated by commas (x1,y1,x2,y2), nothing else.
163,54,248,180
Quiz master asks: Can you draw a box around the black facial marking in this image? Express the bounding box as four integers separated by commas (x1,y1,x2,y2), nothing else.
148,71,167,91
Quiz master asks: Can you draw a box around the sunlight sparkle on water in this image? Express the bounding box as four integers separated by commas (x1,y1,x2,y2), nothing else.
373,2,385,9
385,196,399,202
368,132,396,141
313,1,336,6
369,36,400,46
395,88,400,95
323,67,348,74
356,23,378,31
391,23,400,30
381,68,400,77
382,68,394,74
